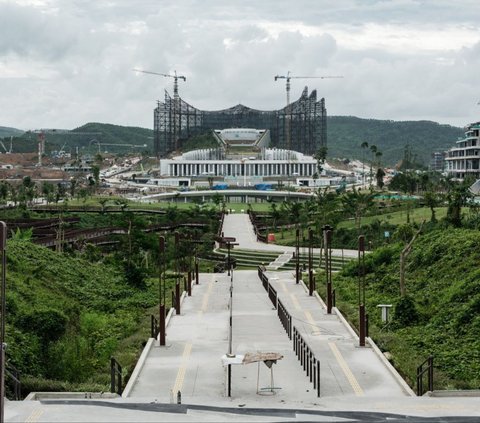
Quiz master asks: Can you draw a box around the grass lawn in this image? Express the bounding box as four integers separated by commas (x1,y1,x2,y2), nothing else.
337,206,448,229
271,206,448,245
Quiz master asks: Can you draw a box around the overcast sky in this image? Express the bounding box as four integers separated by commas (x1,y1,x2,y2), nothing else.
1,0,479,130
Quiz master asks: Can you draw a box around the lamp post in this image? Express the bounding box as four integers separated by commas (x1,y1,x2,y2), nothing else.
358,235,366,347
159,236,166,346
323,225,333,313
0,222,7,423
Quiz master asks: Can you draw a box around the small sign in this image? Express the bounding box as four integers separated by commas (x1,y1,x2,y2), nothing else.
384,231,390,238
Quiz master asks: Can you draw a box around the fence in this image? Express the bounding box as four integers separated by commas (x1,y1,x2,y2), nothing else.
5,362,21,400
293,327,321,397
257,266,320,396
416,356,434,396
110,357,123,395
277,299,292,339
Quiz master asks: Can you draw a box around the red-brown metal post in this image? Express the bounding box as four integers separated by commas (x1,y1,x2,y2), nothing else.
187,271,192,296
175,281,180,315
308,228,314,296
195,260,199,285
325,229,333,314
358,235,366,347
0,222,6,423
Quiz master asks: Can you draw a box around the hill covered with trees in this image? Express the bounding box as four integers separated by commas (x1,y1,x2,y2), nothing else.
327,116,463,166
0,117,464,163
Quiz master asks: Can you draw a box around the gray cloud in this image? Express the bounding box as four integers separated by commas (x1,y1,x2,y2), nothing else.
0,0,479,130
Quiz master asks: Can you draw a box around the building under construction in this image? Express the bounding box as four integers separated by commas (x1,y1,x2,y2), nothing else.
153,87,326,157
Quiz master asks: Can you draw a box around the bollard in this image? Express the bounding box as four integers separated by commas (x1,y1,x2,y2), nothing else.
159,304,166,346
187,272,192,296
177,391,181,404
195,261,199,285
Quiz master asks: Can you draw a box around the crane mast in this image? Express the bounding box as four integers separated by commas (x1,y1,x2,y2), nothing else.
274,72,343,151
133,68,186,150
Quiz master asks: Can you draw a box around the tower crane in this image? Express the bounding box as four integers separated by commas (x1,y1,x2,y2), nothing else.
132,68,186,101
274,72,343,151
133,68,187,151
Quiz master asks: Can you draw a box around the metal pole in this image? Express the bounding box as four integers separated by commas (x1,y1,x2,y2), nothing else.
358,235,366,347
0,222,6,423
308,228,314,296
159,236,166,345
324,229,333,313
187,271,192,296
295,227,300,284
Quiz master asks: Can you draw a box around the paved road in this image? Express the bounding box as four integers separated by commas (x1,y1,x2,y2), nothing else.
4,214,480,421
221,213,358,257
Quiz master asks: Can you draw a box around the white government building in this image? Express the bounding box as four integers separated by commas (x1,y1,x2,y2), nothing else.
158,128,322,187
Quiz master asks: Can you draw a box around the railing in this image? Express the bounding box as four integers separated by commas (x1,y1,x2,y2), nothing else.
268,284,277,307
293,327,321,397
5,362,21,400
150,315,159,339
416,356,434,396
258,266,319,396
277,299,292,339
110,357,123,395
249,211,267,243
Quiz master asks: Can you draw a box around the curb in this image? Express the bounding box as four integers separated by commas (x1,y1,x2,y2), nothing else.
123,286,191,398
367,337,416,397
303,281,416,397
122,337,154,398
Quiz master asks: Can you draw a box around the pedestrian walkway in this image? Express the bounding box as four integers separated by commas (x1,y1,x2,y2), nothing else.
222,213,358,257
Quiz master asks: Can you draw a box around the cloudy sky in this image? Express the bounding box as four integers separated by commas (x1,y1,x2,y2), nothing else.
1,0,479,130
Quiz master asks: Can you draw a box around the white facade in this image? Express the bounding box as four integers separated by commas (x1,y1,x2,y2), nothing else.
159,148,318,181
445,122,480,179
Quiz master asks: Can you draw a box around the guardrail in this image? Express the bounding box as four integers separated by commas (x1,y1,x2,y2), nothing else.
110,357,123,395
5,361,21,400
277,299,292,339
258,265,320,396
416,356,434,396
293,327,321,397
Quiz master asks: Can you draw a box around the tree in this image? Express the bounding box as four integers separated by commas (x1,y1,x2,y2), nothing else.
445,179,472,227
424,190,440,222
91,165,100,191
341,187,374,232
399,221,424,297
376,167,386,190
360,142,369,185
314,146,328,176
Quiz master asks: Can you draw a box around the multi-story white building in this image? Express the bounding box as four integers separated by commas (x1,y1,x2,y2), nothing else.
445,121,480,179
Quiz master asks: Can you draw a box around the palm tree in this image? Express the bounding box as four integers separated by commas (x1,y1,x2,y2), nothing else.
360,142,369,186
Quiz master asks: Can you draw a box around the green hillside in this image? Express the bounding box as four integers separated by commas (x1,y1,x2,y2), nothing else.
0,117,464,163
333,228,480,389
327,116,463,166
0,126,23,138
5,239,157,395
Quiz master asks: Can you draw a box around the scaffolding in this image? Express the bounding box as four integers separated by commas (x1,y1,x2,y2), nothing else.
154,87,326,157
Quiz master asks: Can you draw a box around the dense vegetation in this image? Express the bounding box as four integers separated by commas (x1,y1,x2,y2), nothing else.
333,229,480,389
0,126,23,138
327,116,463,166
1,116,464,164
0,201,222,397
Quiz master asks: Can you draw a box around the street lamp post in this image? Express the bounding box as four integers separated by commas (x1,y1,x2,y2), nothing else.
323,225,333,313
358,235,366,347
0,222,7,423
159,236,166,346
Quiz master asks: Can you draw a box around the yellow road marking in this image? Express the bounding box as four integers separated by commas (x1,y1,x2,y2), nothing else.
329,342,364,396
172,342,192,395
198,280,214,316
304,310,316,326
25,408,44,422
290,293,301,311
